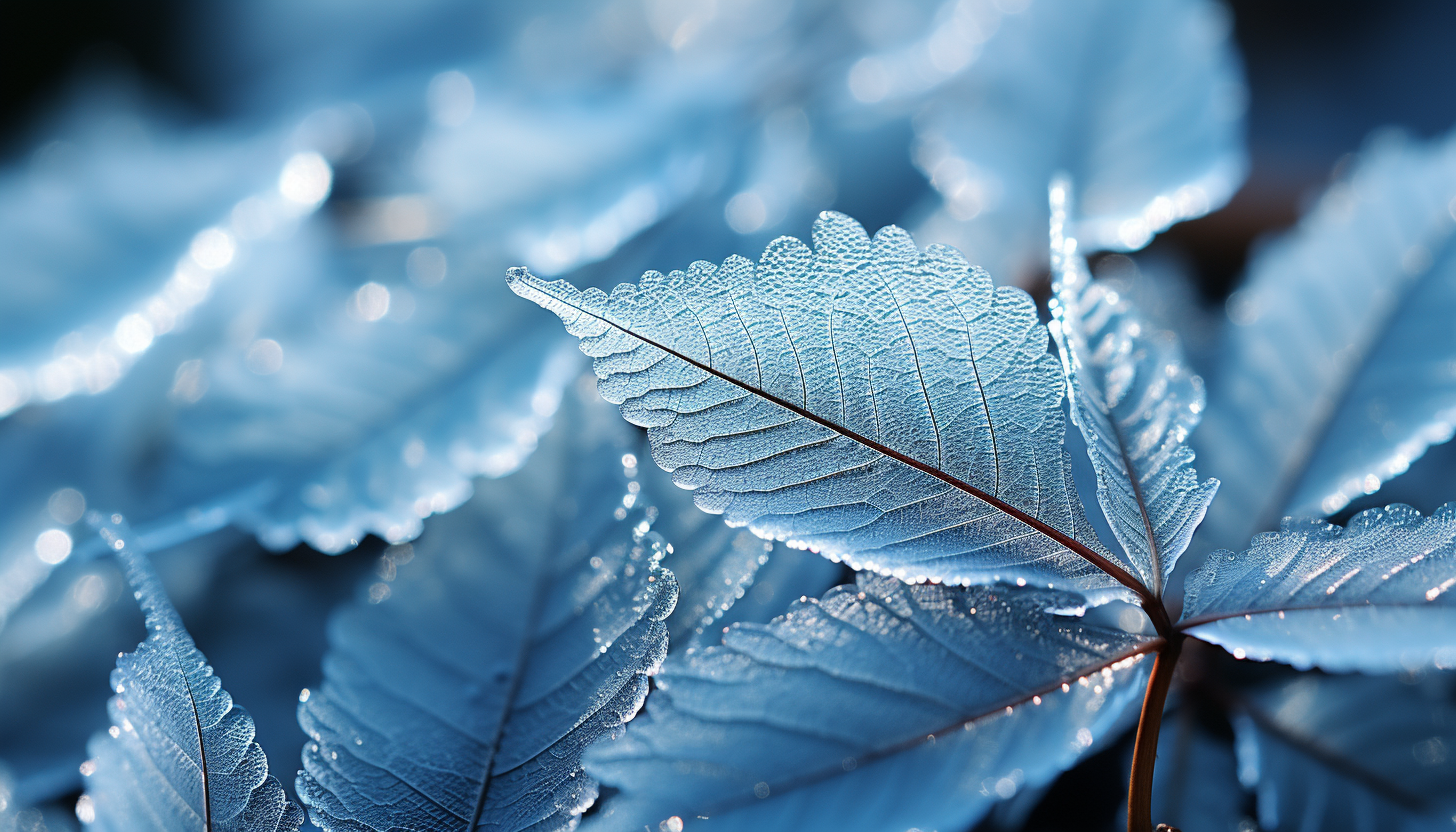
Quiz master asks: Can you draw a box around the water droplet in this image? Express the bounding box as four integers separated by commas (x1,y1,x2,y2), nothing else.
246,339,284,375
350,282,391,322
279,152,333,206
35,529,73,564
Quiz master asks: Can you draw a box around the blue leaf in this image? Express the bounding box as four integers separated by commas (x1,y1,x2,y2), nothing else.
295,391,677,832
1233,674,1456,831
0,763,81,832
640,461,772,646
633,435,843,646
584,575,1153,831
78,516,302,832
1195,128,1456,551
0,88,319,418
891,0,1246,282
1180,503,1456,672
508,210,1140,601
1048,180,1218,596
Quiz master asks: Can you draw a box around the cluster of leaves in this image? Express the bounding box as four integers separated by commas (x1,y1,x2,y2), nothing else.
1,1,1455,831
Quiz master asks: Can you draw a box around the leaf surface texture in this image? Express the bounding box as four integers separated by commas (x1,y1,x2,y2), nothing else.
585,574,1150,831
510,211,1130,599
295,394,677,831
81,518,302,832
1049,182,1217,594
1180,503,1456,672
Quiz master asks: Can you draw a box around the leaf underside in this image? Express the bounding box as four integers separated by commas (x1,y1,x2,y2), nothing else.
1180,502,1456,672
82,518,301,832
296,393,677,832
585,574,1153,832
509,210,1134,602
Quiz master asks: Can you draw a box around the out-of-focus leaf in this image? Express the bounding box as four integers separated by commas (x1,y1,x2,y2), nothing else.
78,517,301,832
0,87,320,419
1179,503,1456,672
874,0,1246,282
295,391,676,831
510,210,1139,601
584,575,1153,831
0,0,846,588
1234,674,1456,831
0,764,16,830
1195,128,1456,552
1049,180,1218,595
0,763,81,832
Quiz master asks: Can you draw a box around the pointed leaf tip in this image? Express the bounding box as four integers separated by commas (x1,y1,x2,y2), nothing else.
1049,180,1217,595
83,515,302,832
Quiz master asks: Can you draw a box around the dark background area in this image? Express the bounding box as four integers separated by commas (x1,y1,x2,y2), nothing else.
2,2,1456,303
4,2,1455,829
5,1,1456,301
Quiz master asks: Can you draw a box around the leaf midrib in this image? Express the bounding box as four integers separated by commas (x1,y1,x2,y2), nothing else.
686,641,1161,818
527,279,1151,602
465,509,558,830
116,538,217,832
1177,600,1453,631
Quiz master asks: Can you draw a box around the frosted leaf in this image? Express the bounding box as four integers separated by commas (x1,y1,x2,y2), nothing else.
296,392,677,831
81,516,302,832
1180,503,1456,673
1195,127,1456,551
510,211,1139,601
1049,180,1218,595
0,90,315,418
636,435,843,646
585,574,1151,831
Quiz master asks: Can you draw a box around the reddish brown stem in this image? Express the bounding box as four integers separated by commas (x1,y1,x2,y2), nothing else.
1128,634,1184,832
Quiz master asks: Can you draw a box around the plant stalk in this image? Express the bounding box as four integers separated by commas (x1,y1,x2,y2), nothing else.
1127,633,1184,832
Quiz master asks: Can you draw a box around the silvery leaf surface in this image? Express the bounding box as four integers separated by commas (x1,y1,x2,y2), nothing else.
79,518,301,832
1234,674,1456,832
1048,182,1218,595
583,575,1153,832
295,391,677,832
1195,128,1456,551
1180,503,1456,673
510,210,1138,601
889,0,1245,282
635,434,843,646
640,462,773,646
